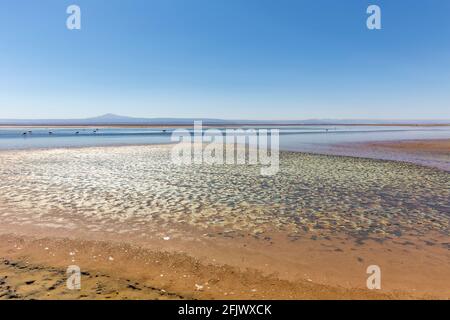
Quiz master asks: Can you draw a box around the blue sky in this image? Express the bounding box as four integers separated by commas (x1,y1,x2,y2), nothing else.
1,0,449,119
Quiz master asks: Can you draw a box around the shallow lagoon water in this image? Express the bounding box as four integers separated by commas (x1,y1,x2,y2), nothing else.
0,126,449,241
0,145,448,246
0,131,449,298
2,125,449,171
1,126,450,151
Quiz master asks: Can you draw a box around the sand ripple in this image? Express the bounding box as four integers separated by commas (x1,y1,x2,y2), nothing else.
0,146,448,243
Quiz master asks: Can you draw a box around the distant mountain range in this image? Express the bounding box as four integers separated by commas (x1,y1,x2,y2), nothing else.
0,114,449,126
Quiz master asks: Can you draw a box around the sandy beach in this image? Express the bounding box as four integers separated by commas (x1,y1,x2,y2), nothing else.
0,142,449,300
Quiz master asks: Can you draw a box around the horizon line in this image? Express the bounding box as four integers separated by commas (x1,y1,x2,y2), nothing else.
1,113,450,122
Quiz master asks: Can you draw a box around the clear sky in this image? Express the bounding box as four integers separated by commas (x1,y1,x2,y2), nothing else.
1,0,449,120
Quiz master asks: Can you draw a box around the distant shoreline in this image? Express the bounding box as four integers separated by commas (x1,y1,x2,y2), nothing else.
1,123,449,128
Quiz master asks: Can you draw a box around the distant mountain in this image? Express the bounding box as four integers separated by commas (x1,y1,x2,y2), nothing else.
0,114,232,125
89,113,134,121
0,114,449,126
83,114,235,125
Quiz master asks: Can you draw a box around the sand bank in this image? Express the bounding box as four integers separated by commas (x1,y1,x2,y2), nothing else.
352,139,450,171
364,139,450,156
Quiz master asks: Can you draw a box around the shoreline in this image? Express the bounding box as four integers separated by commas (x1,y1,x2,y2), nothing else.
285,138,450,172
362,139,450,155
1,138,448,173
1,124,449,129
351,139,450,172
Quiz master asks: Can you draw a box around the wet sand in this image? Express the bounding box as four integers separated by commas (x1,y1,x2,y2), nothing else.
0,144,448,299
364,139,450,158
314,139,450,172
0,234,401,300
